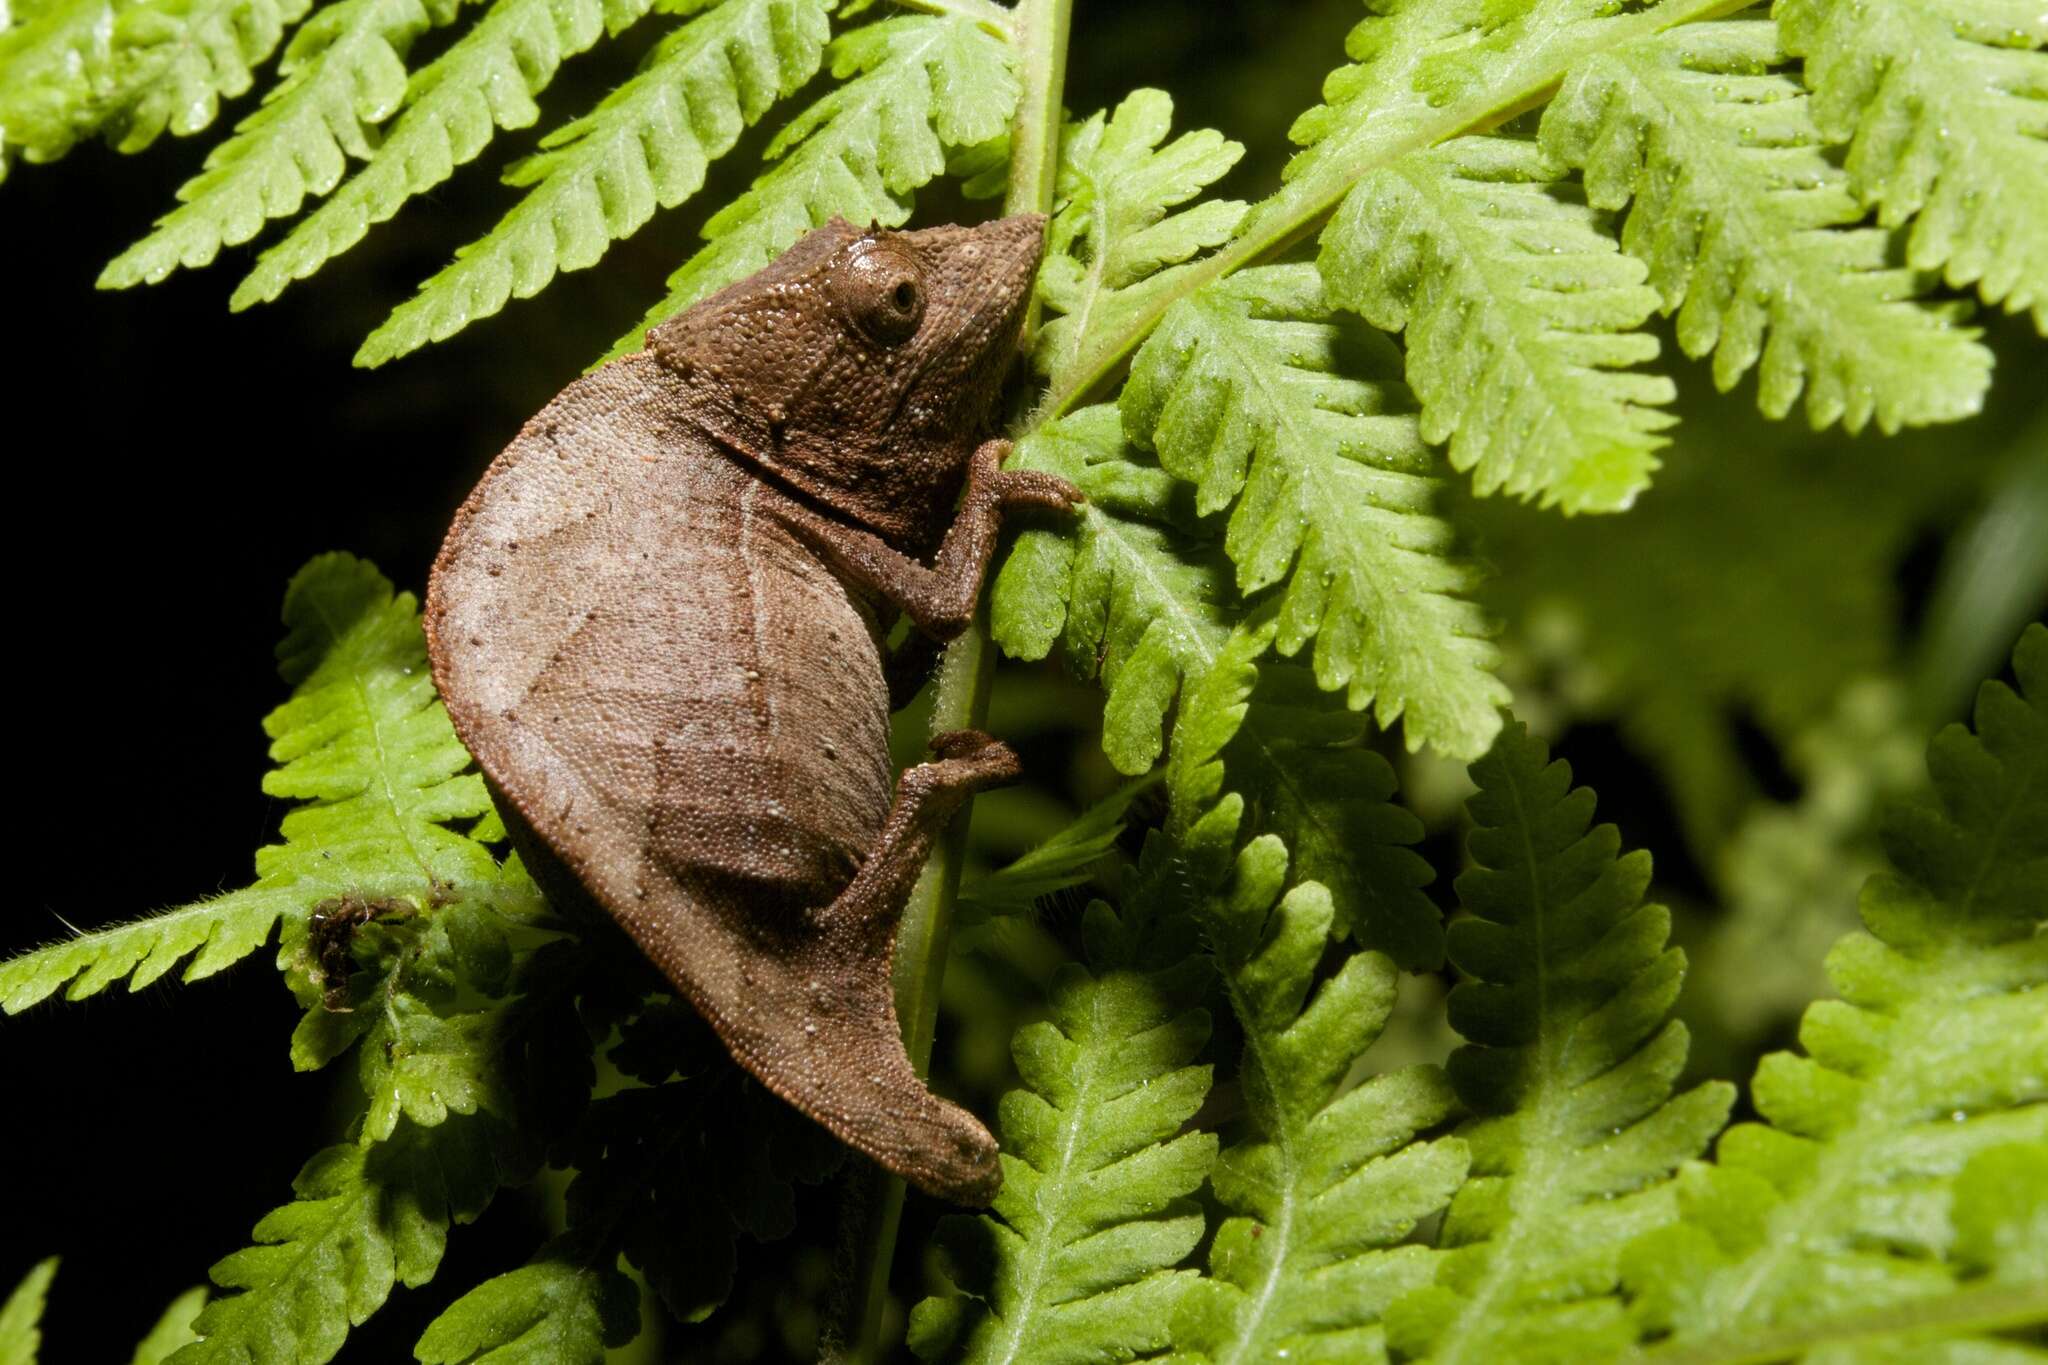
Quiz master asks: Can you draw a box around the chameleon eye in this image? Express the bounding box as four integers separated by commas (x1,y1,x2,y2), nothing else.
836,241,926,345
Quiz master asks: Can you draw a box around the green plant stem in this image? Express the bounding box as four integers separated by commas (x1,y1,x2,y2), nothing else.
838,0,1071,1359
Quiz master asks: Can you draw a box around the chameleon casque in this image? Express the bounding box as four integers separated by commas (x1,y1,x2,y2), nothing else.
425,214,1079,1206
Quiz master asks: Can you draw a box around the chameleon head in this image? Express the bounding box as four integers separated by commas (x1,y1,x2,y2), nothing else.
647,214,1048,547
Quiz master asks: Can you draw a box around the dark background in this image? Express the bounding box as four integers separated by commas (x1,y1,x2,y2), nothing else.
5,0,2042,1359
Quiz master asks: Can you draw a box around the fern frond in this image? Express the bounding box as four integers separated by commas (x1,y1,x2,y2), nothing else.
991,404,1236,776
1320,134,1674,513
1541,19,1992,433
1622,624,2048,1358
609,10,1016,356
413,1251,637,1364
172,1119,506,1365
350,0,830,366
1779,0,2048,329
0,1259,54,1365
98,0,461,288
1172,831,1469,1363
1384,722,1735,1364
911,901,1216,1363
1224,657,1442,969
0,0,305,175
1033,88,1247,396
0,554,495,1013
1122,262,1505,760
232,0,670,313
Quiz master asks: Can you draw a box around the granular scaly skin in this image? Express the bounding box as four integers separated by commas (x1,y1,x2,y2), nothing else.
425,216,1078,1204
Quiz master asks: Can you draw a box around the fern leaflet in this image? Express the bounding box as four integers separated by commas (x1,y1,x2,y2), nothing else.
1621,624,2048,1360
1320,134,1675,514
910,900,1216,1363
1033,88,1246,397
1122,262,1505,760
1778,0,2048,329
351,0,831,366
98,0,462,287
232,0,668,313
0,1259,53,1365
1223,655,1442,969
608,10,1017,357
170,1120,508,1365
131,1288,207,1364
0,0,307,175
1542,19,1993,433
413,1251,637,1364
1384,722,1735,1364
991,404,1235,776
0,554,496,1013
1170,830,1468,1361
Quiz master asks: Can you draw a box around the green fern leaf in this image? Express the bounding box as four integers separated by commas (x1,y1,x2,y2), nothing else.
100,0,311,152
1541,19,1992,433
1384,722,1735,1364
0,554,495,1013
1224,657,1442,969
912,900,1216,1363
991,412,1444,965
1779,0,2048,329
1033,88,1247,396
1320,134,1675,513
1621,625,2048,1357
0,0,307,174
608,10,1017,356
0,1259,54,1365
171,1120,505,1365
130,1288,207,1365
98,0,462,288
0,0,115,175
232,0,671,312
1122,262,1506,759
414,1252,638,1364
1172,833,1469,1363
990,404,1235,776
349,0,830,365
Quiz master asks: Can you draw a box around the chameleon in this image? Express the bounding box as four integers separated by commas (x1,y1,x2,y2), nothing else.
424,214,1080,1206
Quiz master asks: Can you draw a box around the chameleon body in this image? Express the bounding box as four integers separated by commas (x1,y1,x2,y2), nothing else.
425,215,1077,1204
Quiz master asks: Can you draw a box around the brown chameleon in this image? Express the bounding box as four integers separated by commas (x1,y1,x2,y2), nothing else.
424,214,1079,1206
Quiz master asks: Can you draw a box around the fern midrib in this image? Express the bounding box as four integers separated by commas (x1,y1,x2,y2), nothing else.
981,985,1116,1365
1033,0,1747,427
1429,764,1567,1365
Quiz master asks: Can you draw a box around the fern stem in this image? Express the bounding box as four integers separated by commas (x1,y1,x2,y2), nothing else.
1034,0,1753,423
838,0,1071,1358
